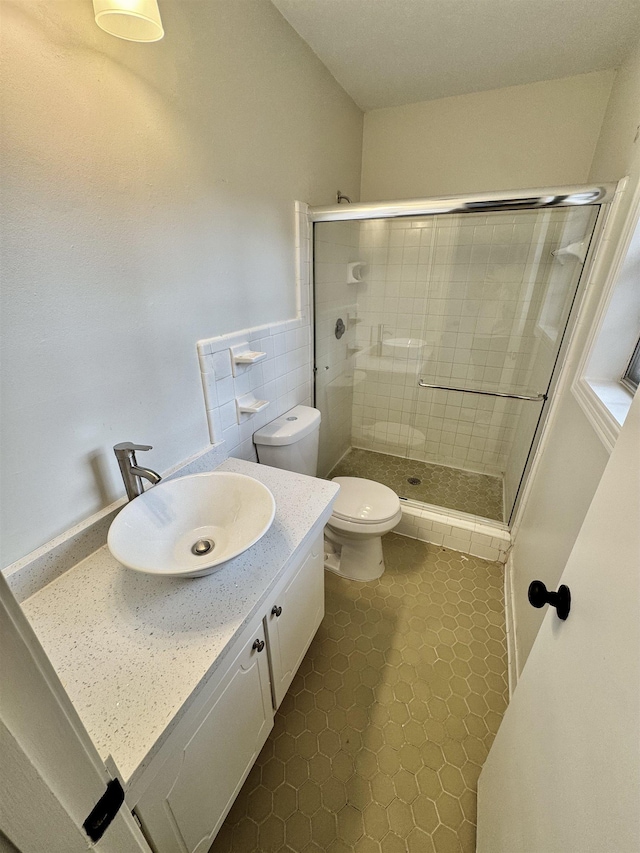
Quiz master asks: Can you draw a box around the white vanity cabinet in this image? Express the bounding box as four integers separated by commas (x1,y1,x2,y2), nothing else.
133,531,325,853
134,622,273,853
266,533,324,708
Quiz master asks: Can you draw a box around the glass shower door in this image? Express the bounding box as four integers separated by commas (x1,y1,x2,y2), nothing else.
313,202,601,524
406,205,599,521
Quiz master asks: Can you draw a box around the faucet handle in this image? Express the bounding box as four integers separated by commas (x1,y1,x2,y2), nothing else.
114,442,153,454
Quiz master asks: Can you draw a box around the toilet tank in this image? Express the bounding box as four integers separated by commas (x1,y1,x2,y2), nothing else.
253,406,321,476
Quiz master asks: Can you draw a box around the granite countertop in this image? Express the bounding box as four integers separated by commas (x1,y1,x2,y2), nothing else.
22,458,338,787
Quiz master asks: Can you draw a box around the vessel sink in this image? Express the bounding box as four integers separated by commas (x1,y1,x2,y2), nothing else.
107,472,276,578
381,337,426,354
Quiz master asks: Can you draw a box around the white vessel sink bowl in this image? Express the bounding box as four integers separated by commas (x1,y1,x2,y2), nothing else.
107,472,276,578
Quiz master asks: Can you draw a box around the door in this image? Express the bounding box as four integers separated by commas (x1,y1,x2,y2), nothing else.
476,392,640,852
135,623,273,853
266,533,325,708
0,573,151,853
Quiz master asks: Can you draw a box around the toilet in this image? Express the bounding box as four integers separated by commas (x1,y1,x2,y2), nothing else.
253,406,402,581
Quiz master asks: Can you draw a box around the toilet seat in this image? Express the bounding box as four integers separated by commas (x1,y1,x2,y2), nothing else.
330,477,401,525
326,509,403,538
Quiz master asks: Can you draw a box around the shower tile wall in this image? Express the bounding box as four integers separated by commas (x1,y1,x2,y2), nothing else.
315,221,361,476
348,209,594,484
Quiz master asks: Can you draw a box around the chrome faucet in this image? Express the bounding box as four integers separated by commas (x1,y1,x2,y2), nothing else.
113,442,162,501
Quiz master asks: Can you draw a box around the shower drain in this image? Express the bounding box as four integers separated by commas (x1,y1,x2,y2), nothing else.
407,477,421,486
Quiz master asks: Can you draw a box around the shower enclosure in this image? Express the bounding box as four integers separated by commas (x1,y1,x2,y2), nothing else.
311,186,612,525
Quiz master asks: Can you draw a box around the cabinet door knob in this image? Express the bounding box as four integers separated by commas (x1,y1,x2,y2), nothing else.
271,605,282,618
252,638,265,653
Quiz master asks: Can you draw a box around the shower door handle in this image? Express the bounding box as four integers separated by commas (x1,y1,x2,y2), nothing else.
417,380,546,401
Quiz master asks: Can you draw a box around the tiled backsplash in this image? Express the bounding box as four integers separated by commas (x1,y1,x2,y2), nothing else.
196,203,313,463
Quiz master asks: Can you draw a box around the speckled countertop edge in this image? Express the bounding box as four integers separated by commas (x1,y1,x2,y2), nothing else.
21,458,338,787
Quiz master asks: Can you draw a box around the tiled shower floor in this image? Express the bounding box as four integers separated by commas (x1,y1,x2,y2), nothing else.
209,534,508,853
328,449,504,522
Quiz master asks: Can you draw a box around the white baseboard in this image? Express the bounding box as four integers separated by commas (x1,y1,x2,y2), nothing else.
504,553,519,697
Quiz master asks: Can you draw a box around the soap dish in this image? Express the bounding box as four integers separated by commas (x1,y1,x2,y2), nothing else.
234,350,267,365
236,394,270,421
230,342,267,376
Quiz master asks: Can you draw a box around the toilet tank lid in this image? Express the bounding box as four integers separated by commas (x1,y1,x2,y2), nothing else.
253,406,321,446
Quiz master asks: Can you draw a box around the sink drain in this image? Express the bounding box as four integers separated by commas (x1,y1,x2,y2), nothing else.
191,538,215,556
407,477,421,486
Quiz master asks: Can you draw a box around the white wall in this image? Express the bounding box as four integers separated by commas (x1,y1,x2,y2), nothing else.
589,45,640,184
361,71,614,201
510,43,640,672
0,0,362,567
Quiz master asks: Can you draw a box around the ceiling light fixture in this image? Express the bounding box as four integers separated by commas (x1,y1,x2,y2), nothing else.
92,0,164,42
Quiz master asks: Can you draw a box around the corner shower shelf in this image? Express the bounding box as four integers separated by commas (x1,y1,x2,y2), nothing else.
347,261,367,283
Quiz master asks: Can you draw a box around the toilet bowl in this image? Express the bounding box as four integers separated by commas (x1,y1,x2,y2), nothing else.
253,406,402,581
324,477,402,581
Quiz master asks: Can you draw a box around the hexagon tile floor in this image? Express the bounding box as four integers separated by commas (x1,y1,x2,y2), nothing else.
328,448,504,522
209,533,508,853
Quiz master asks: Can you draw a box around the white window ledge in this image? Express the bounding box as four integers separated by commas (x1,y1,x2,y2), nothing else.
573,377,633,453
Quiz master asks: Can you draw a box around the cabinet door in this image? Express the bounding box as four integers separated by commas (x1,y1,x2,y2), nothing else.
267,533,324,709
135,625,272,853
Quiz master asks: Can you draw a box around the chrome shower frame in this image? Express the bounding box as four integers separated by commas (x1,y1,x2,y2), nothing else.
310,184,615,223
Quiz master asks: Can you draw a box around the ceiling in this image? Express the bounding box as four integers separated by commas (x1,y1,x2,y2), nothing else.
271,0,640,111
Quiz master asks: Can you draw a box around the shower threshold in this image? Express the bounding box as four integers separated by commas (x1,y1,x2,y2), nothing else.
328,447,504,522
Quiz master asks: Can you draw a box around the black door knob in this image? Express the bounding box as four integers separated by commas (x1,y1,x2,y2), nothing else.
271,605,282,618
252,638,265,653
528,580,571,620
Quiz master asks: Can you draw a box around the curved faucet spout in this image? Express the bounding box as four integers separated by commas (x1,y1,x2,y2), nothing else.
113,442,162,501
130,466,162,486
